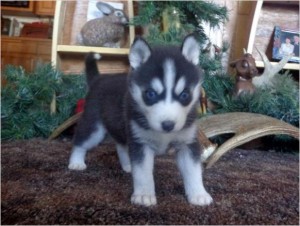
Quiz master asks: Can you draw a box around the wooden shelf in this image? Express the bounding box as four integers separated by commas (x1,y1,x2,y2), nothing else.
51,0,135,73
1,36,52,42
247,0,299,71
255,60,300,70
57,45,129,55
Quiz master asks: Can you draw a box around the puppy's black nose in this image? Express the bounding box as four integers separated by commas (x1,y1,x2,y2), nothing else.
161,120,175,132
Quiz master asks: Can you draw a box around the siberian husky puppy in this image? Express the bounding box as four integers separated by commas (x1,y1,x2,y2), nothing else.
68,34,213,207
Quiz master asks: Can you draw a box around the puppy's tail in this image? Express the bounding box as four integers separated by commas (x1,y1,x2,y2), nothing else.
85,52,102,88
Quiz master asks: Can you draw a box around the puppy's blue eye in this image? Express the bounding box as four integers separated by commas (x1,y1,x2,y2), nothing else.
179,90,190,101
143,89,159,105
145,89,158,100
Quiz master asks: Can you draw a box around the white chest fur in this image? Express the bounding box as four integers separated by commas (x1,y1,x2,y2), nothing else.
130,121,197,155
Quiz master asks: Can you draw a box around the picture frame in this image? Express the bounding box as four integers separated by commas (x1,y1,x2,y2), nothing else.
272,26,300,63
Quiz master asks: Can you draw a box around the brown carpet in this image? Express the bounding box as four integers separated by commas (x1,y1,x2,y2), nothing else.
1,138,299,225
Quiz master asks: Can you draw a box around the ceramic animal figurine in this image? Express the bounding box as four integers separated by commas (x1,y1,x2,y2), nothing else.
79,1,128,47
230,52,259,96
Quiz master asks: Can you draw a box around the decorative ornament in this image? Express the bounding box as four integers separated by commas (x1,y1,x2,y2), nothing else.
198,87,208,115
79,1,128,47
162,6,181,32
230,50,259,96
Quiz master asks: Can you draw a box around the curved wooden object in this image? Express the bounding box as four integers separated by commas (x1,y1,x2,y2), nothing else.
198,112,299,168
49,112,298,169
48,112,83,140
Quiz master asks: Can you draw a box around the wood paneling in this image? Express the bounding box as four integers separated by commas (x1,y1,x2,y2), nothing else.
35,1,56,16
2,37,52,72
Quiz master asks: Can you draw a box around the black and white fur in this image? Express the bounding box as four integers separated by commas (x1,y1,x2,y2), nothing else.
68,35,213,207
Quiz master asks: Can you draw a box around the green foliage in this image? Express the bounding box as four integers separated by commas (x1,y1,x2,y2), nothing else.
202,72,299,151
145,25,195,46
200,41,230,73
202,72,299,127
132,1,228,28
1,64,87,140
131,1,228,45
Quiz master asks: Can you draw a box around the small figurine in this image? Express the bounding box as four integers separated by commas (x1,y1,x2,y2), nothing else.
230,52,259,96
79,1,128,47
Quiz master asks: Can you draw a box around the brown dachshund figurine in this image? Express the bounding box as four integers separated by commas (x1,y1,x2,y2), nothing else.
230,53,259,96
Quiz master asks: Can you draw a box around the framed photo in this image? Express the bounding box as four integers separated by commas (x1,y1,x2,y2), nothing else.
272,26,300,63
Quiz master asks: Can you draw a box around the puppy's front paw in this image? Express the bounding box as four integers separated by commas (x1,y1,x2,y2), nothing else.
131,194,157,207
188,192,213,206
122,164,132,173
68,162,87,170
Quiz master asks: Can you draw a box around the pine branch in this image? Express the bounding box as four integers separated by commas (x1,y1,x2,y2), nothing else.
1,64,87,140
132,1,228,28
202,72,299,128
131,1,228,47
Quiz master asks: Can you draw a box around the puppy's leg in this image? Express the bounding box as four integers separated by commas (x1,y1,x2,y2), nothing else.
116,144,131,173
69,122,106,170
130,145,157,206
176,142,213,206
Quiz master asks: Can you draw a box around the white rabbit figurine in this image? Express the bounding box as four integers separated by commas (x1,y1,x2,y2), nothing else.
79,1,128,47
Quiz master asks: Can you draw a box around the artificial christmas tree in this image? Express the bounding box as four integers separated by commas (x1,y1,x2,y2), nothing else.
1,64,86,140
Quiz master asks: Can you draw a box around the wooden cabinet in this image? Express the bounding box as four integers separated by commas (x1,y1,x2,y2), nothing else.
1,0,34,13
35,1,56,16
1,1,55,72
1,0,56,16
1,37,52,72
51,0,135,74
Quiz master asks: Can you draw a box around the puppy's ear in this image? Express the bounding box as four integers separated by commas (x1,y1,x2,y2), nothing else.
129,37,151,69
181,34,200,65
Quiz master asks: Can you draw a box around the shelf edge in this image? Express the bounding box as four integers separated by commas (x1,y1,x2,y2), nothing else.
247,0,264,53
56,45,130,55
255,60,300,70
